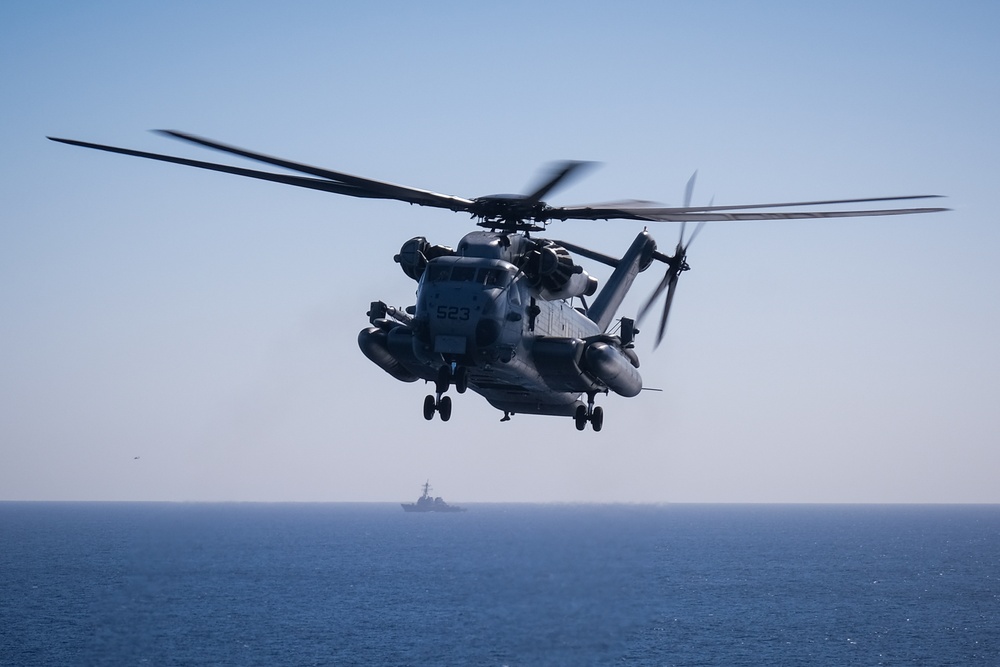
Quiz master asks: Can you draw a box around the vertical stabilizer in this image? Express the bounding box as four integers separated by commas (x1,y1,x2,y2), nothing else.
587,231,656,332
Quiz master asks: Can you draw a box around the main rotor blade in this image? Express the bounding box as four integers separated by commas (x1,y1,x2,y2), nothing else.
47,137,389,198
634,194,944,215
549,195,947,223
637,206,949,222
157,130,475,211
524,161,596,204
545,202,669,222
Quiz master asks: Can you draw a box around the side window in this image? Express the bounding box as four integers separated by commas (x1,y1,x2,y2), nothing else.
426,264,450,282
479,268,502,286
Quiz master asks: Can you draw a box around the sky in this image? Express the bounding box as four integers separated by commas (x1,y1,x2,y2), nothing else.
2,1,998,503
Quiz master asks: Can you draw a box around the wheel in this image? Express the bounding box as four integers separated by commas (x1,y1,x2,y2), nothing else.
574,405,588,431
591,406,604,432
435,365,451,394
438,395,453,422
454,366,468,394
423,395,436,421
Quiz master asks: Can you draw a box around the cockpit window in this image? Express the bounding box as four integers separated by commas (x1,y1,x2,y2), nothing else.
425,264,451,283
451,266,477,282
478,268,508,287
425,263,511,286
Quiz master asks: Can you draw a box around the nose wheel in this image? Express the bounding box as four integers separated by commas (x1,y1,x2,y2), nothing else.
573,398,604,432
423,364,465,421
423,394,452,421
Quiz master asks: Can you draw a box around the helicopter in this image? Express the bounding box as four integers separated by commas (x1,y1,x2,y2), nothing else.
48,131,946,430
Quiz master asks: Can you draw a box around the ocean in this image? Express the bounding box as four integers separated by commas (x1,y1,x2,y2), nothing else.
1,503,997,665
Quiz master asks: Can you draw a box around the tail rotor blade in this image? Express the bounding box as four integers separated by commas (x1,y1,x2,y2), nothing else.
655,272,681,347
638,267,674,324
683,170,698,208
644,171,700,346
687,221,707,248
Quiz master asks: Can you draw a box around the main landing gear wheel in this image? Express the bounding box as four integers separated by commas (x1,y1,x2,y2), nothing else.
591,406,604,432
436,366,451,394
454,366,468,394
437,364,468,394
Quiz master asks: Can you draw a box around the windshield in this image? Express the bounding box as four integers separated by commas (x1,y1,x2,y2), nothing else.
425,264,511,287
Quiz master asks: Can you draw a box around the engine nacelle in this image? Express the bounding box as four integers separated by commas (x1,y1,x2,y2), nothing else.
522,239,598,300
394,237,455,281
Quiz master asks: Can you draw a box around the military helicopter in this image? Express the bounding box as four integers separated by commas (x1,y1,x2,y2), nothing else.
48,132,946,430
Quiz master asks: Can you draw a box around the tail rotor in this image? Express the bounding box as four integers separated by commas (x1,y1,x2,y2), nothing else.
637,172,705,347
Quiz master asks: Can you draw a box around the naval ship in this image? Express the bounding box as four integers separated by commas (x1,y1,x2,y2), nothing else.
401,481,465,512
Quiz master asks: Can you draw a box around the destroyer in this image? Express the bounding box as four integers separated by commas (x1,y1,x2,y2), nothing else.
401,481,465,512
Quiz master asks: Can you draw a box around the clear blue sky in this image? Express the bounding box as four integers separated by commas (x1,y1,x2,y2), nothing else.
2,1,997,502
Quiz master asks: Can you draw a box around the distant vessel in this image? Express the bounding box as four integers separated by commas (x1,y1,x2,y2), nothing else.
401,481,465,512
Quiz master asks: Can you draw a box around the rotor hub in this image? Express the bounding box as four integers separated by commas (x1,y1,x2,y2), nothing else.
471,194,551,231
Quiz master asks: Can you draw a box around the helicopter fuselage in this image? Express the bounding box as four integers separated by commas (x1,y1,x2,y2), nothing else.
359,230,648,427
417,255,604,416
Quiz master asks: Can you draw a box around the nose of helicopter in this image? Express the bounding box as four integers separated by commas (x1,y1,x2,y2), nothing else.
423,288,502,355
416,258,517,360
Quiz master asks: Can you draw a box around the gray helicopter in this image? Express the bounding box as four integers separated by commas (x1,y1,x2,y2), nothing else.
48,132,946,430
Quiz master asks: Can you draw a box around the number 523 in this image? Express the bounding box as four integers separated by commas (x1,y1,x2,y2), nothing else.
436,306,470,321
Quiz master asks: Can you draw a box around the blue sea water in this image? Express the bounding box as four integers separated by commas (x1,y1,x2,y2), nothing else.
1,503,997,666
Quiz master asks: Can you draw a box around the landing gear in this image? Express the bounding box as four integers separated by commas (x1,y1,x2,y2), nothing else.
424,364,464,421
436,364,467,394
574,395,604,432
423,393,453,422
435,365,451,394
591,406,604,432
439,395,452,421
